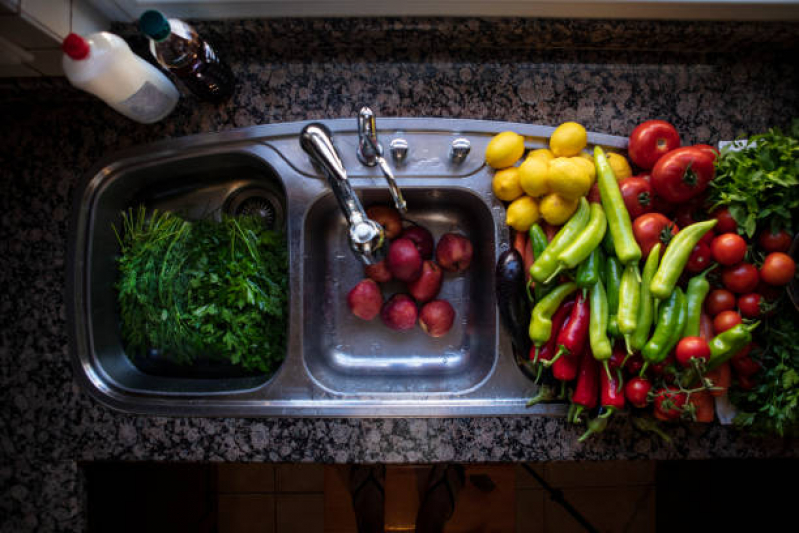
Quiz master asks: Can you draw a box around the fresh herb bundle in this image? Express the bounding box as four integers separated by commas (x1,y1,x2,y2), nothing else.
709,119,799,238
114,207,288,374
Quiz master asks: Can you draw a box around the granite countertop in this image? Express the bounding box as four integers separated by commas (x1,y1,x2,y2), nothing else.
2,17,799,531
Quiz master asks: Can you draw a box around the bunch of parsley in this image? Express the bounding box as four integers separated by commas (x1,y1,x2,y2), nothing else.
114,207,288,374
708,119,799,237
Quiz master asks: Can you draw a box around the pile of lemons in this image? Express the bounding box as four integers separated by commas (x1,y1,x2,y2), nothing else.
486,122,632,231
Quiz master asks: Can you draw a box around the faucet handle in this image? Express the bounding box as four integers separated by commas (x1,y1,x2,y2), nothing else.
357,106,382,166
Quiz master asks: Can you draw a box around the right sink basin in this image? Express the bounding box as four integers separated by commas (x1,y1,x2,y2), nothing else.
302,187,498,395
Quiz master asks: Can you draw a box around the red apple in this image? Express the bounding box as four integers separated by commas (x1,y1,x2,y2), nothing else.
387,238,423,282
364,260,392,283
381,294,418,330
347,279,383,320
419,300,456,337
366,205,402,239
401,225,435,259
435,233,473,273
408,261,443,303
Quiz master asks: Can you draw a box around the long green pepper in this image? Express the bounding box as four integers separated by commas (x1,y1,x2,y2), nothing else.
555,202,608,273
618,262,642,354
641,287,684,372
683,265,716,338
530,199,590,284
529,282,578,346
650,219,717,299
629,243,661,352
589,280,613,363
683,322,759,386
576,247,604,292
605,255,623,338
594,146,642,264
528,224,551,301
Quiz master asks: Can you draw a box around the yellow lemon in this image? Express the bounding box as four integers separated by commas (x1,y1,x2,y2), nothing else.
549,122,587,157
607,152,633,181
506,196,540,232
518,157,550,197
571,156,596,186
485,131,525,169
526,148,555,163
540,193,579,226
578,152,594,163
547,157,592,200
492,167,524,202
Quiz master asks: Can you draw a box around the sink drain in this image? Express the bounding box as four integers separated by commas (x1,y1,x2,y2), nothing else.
224,186,284,230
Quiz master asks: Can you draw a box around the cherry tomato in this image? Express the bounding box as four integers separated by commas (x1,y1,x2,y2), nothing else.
625,352,644,375
711,233,747,266
624,377,652,408
686,242,712,273
633,213,679,258
737,293,762,318
618,177,654,219
705,289,736,316
758,229,792,253
651,147,715,203
755,280,781,302
674,206,698,229
699,228,715,248
731,355,761,378
651,353,676,377
712,208,737,234
587,182,602,204
653,386,687,421
760,252,796,286
675,336,711,368
627,120,681,170
722,263,759,294
713,310,742,333
691,144,720,162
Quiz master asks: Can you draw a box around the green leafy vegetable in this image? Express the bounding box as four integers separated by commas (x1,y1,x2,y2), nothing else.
114,207,288,374
708,119,799,237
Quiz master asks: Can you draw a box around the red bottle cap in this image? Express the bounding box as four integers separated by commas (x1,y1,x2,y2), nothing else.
62,33,90,60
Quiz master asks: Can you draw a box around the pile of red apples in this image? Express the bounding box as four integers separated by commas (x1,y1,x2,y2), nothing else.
347,205,473,337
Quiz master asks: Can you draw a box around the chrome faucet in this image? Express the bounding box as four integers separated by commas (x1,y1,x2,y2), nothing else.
356,107,407,213
300,123,386,265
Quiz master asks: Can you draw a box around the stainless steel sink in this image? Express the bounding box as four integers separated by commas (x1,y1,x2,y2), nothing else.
67,118,627,417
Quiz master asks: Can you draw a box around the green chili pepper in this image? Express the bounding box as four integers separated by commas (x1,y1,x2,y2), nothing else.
683,265,716,338
650,219,717,300
529,282,578,346
528,224,550,301
576,247,604,292
662,288,687,357
605,255,622,338
594,146,642,265
530,199,590,284
684,322,759,386
629,243,660,352
556,202,608,272
589,280,612,362
601,228,615,255
618,262,641,353
642,287,684,368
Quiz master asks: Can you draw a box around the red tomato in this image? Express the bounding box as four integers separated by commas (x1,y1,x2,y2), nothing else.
628,120,681,170
705,289,736,316
632,213,679,258
722,263,759,293
691,144,720,162
651,147,715,203
737,293,762,318
713,310,742,333
758,229,792,253
686,242,712,273
760,252,796,286
731,355,761,378
624,377,652,408
674,206,698,229
638,173,675,214
651,353,676,377
711,233,747,266
675,336,711,368
712,208,737,234
618,177,654,219
653,386,687,421
699,229,715,248
732,342,754,361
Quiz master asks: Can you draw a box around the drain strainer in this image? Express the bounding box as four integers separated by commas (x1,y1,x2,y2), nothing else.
223,186,284,230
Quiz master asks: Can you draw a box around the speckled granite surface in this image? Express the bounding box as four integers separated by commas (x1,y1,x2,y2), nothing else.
1,17,799,532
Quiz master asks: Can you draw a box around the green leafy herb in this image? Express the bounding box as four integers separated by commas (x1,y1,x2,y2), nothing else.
708,119,799,237
114,207,288,374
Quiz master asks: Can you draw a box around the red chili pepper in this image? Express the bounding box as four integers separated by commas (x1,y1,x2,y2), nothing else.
625,352,644,376
578,368,625,441
609,343,627,370
552,348,581,382
568,350,599,424
530,298,575,365
549,292,590,366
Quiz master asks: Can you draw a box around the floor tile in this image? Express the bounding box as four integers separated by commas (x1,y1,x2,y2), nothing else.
445,465,515,533
323,466,358,533
218,494,275,533
515,463,547,489
276,464,325,492
218,464,275,494
385,465,422,531
545,460,656,488
544,486,655,533
276,494,325,533
515,489,545,533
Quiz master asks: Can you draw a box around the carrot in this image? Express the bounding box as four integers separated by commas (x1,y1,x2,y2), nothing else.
513,230,527,258
706,362,731,397
541,222,558,242
523,236,535,286
689,389,715,422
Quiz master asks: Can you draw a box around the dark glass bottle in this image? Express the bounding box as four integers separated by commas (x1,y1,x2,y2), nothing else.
139,10,234,103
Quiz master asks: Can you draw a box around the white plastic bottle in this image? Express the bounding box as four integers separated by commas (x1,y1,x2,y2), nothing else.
62,32,179,124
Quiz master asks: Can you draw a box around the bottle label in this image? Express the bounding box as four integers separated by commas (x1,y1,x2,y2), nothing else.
119,81,175,122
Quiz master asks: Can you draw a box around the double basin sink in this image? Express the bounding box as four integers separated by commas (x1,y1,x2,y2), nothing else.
68,118,626,417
